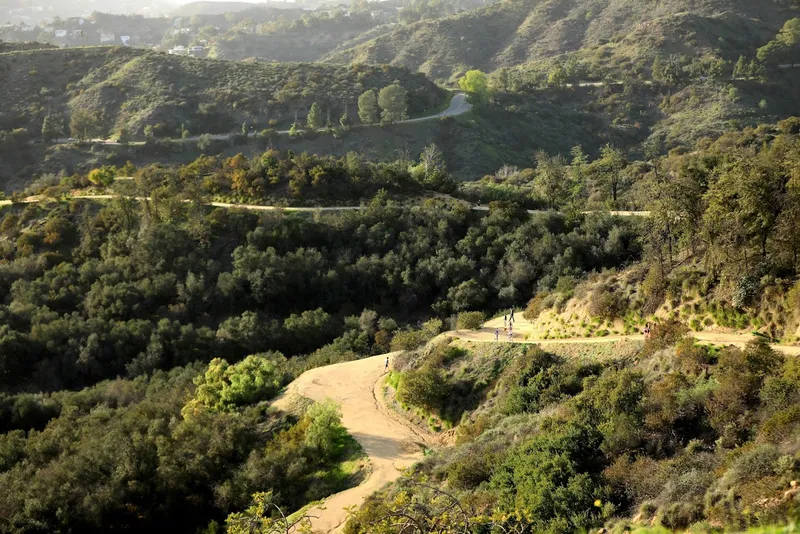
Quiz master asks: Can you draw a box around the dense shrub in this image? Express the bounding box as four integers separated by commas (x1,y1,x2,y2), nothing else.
397,367,450,414
589,284,628,319
456,311,485,330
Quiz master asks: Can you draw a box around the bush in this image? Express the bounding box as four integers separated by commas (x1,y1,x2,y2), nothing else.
397,367,449,414
182,353,287,416
760,405,800,443
304,399,349,462
642,320,689,357
589,285,628,319
447,451,494,490
390,329,430,351
456,311,485,330
659,502,703,530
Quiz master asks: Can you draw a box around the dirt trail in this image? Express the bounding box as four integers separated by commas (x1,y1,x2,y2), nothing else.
272,316,800,532
272,353,430,533
462,315,800,356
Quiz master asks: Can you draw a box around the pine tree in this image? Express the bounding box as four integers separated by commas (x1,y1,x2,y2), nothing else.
307,102,323,130
733,55,747,79
41,114,62,142
357,90,379,124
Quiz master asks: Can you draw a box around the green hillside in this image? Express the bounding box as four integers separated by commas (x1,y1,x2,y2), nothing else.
0,46,446,139
324,0,798,82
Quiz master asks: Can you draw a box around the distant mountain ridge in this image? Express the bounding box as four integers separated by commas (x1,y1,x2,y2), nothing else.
323,0,799,81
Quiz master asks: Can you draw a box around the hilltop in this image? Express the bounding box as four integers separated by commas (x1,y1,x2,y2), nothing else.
0,46,446,139
324,0,798,82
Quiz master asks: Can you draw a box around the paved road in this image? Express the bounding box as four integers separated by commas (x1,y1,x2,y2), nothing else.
50,93,474,147
401,92,472,123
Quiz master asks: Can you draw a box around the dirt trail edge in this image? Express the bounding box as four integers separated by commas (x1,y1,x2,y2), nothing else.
272,353,430,534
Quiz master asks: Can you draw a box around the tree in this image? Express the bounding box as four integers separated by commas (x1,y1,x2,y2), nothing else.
547,64,568,87
418,143,445,175
758,18,800,63
533,151,570,208
377,83,408,124
339,108,351,129
41,114,63,142
357,89,379,124
307,102,324,130
197,134,212,153
592,144,626,203
69,109,101,142
458,69,490,104
733,55,748,78
88,166,117,187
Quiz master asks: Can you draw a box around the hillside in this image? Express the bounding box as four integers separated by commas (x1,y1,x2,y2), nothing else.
0,46,446,139
324,0,798,82
172,1,302,16
208,12,382,62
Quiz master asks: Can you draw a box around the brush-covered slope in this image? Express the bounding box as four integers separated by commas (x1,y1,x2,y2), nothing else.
0,46,446,138
324,0,798,81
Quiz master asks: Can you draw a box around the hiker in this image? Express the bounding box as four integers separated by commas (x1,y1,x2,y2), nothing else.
504,314,507,328
510,308,515,321
508,329,513,341
384,355,389,373
643,323,651,339
495,328,499,342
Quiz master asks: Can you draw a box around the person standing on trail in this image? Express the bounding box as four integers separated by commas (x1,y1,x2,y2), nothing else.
384,355,389,373
504,314,507,328
510,308,515,322
495,328,499,342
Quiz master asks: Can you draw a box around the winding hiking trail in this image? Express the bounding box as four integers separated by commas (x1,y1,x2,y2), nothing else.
271,317,800,533
272,353,433,534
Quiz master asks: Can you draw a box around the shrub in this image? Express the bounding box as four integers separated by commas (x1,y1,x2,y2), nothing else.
182,353,287,416
732,273,759,309
390,328,430,351
659,502,703,530
456,311,485,330
759,406,800,443
675,337,711,374
447,451,494,490
589,285,628,320
642,320,689,357
524,292,552,320
304,399,349,462
397,367,449,414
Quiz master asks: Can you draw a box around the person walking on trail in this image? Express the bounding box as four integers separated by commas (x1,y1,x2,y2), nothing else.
508,329,513,341
510,308,515,322
643,323,651,340
495,328,499,342
504,314,507,328
384,355,389,373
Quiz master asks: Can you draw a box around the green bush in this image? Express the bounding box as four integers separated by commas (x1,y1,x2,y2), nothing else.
456,311,485,330
397,367,449,414
304,399,349,462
